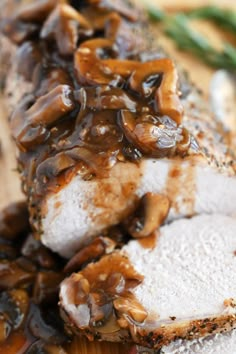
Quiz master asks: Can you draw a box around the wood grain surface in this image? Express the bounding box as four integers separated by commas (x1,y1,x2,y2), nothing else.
0,0,234,353
0,97,23,209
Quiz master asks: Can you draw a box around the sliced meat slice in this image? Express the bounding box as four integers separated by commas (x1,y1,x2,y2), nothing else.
134,329,236,354
41,88,236,257
1,0,236,258
161,329,236,354
42,151,236,257
60,214,236,349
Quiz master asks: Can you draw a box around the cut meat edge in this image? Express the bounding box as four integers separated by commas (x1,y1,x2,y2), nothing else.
135,328,236,354
59,214,236,349
42,157,236,257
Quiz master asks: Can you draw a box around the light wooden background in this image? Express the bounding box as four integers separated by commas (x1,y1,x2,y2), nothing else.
0,0,234,353
0,97,23,209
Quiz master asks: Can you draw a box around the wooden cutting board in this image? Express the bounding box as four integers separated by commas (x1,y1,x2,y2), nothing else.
0,0,234,352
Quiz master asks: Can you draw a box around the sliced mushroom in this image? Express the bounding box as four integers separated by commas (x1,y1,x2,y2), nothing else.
35,68,73,97
33,271,64,304
0,331,29,354
28,304,67,344
73,277,91,304
36,152,76,186
11,85,75,150
75,39,183,122
119,110,185,158
80,6,122,37
88,292,113,326
74,38,118,85
124,193,170,238
94,314,121,334
63,146,119,174
60,252,144,337
0,18,38,45
106,273,126,294
0,289,29,337
88,0,140,21
41,4,93,55
16,41,42,81
129,59,183,123
64,236,116,273
75,86,137,111
16,0,60,22
81,8,143,57
0,245,18,261
176,127,192,154
21,85,75,126
104,12,122,40
0,260,36,290
113,294,148,323
0,319,10,343
0,201,29,240
21,234,58,270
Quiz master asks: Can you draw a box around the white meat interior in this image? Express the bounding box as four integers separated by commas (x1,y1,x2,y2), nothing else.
123,214,236,321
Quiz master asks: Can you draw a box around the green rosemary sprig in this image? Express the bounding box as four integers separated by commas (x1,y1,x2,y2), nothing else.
188,6,236,33
147,6,236,71
165,14,236,70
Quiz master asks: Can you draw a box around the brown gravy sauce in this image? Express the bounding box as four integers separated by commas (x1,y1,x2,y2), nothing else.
138,232,157,249
2,0,192,233
165,162,183,214
91,161,142,226
61,252,147,338
181,161,196,216
165,159,196,216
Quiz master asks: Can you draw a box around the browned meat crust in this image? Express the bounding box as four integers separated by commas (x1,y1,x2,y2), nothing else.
60,251,236,349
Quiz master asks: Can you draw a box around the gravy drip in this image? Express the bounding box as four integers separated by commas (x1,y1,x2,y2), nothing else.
165,159,196,216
